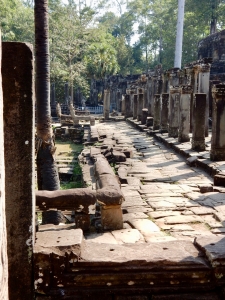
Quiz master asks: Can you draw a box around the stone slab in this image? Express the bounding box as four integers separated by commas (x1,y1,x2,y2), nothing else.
164,215,203,225
190,206,215,215
81,240,208,267
195,236,225,266
111,229,145,244
128,219,160,236
35,228,83,253
123,212,149,222
148,211,180,219
85,232,118,244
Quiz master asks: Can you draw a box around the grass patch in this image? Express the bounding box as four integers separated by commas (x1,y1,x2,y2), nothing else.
55,140,83,156
55,140,84,189
60,181,83,189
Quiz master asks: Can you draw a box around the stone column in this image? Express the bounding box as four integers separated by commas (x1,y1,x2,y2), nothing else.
211,84,225,161
169,68,180,87
141,108,148,125
178,85,192,143
197,63,211,137
147,77,153,116
192,94,206,151
156,78,163,95
0,34,8,300
121,94,125,115
133,94,138,120
193,65,199,94
151,76,157,116
125,94,132,118
168,86,180,137
116,89,122,112
2,42,35,299
103,89,110,120
209,80,220,118
130,89,135,116
137,93,144,122
185,66,195,132
163,71,170,93
153,94,161,130
160,93,169,131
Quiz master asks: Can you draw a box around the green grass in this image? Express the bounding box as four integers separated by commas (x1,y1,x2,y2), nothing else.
55,140,84,189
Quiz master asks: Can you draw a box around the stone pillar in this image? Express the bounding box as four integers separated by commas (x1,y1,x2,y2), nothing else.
141,108,148,125
197,64,211,137
192,94,206,151
153,94,161,130
116,89,122,112
160,93,169,131
2,42,35,299
151,76,157,116
168,86,180,137
156,78,163,95
130,89,135,115
147,77,153,116
178,86,192,143
185,67,195,132
163,71,170,93
211,84,225,161
0,34,8,300
209,80,220,118
103,89,110,120
137,93,144,122
121,94,125,115
133,94,138,120
169,68,180,87
125,94,132,118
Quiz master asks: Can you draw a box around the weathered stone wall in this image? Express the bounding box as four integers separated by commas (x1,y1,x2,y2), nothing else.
198,29,225,81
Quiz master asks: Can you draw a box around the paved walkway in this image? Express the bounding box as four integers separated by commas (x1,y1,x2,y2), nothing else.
85,121,225,245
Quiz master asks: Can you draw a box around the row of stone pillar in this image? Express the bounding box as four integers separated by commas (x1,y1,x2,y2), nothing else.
124,82,225,161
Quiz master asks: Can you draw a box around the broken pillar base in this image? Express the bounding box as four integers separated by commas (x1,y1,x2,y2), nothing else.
210,149,225,161
214,173,225,186
90,116,95,126
75,213,91,232
192,139,205,152
178,134,190,143
101,205,123,230
146,117,153,127
168,127,178,138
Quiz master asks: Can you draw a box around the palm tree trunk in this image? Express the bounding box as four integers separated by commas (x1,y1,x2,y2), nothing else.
35,0,60,191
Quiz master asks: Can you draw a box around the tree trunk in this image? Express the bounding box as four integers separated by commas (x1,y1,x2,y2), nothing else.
0,31,8,300
174,0,185,69
35,0,60,191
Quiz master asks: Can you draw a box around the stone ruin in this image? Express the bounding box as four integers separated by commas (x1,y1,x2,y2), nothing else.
3,30,225,299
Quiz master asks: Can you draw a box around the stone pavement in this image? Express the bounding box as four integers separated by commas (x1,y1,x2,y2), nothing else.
85,120,225,245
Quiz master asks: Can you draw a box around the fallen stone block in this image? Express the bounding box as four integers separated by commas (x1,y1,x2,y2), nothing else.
36,188,96,213
186,156,198,166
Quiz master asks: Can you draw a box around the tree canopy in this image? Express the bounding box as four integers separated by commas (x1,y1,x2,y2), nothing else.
2,0,225,100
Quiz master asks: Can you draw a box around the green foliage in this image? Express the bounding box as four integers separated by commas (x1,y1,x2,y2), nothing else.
3,0,225,85
85,36,119,80
0,0,34,42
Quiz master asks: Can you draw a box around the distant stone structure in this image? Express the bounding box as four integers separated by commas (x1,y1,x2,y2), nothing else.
198,29,225,80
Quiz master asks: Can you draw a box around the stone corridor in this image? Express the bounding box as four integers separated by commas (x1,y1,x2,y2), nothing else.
85,120,225,245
